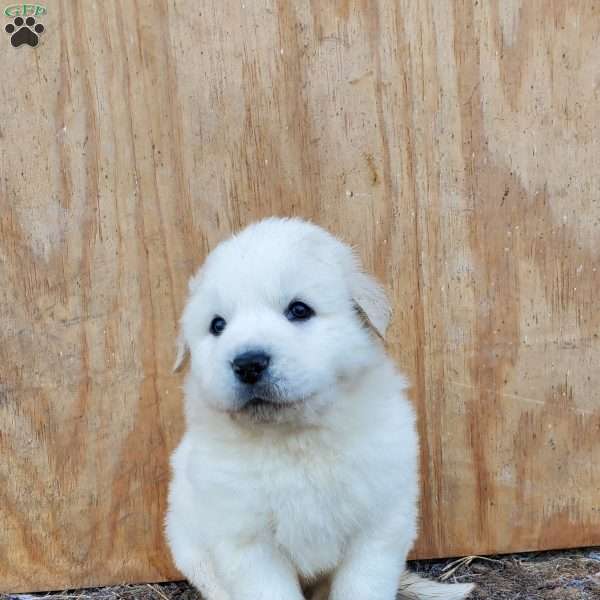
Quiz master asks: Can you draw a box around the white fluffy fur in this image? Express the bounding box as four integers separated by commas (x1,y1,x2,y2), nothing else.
165,218,474,600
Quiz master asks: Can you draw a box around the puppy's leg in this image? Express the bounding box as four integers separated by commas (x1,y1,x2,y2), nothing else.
329,530,473,600
173,549,229,600
329,529,408,600
212,540,305,600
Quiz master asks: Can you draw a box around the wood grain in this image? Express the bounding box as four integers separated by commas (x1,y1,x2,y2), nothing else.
1,0,599,592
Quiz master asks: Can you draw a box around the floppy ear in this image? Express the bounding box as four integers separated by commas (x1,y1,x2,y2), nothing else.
349,268,391,339
173,268,204,373
172,331,189,373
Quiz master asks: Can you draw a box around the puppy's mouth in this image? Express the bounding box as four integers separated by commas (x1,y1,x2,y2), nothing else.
234,381,290,413
227,379,318,423
244,396,283,410
230,391,309,423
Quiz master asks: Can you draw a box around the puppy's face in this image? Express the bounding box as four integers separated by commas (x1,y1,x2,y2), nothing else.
176,218,390,425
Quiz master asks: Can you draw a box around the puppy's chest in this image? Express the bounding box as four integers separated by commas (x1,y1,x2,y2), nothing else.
263,446,372,575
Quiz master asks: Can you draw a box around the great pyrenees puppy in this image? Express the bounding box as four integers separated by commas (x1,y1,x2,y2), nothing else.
165,218,474,600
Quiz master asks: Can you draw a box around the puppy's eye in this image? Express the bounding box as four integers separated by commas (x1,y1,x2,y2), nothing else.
285,301,314,322
209,316,227,336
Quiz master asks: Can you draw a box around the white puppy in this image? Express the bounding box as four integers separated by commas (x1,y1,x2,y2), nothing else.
165,218,474,600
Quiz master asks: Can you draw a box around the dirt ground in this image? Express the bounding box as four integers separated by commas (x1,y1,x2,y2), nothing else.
412,548,600,599
3,548,599,600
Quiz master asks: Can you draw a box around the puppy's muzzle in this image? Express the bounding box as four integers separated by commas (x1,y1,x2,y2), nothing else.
231,350,270,385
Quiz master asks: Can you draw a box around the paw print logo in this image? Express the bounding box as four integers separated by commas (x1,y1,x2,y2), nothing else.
5,16,44,47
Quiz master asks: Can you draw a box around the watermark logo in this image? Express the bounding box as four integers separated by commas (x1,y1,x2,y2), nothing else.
4,4,45,46
4,4,46,17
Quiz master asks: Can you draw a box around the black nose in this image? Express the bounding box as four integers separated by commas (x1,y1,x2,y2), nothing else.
232,351,270,384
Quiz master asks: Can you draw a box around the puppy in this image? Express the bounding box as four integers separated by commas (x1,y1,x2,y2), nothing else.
165,218,474,600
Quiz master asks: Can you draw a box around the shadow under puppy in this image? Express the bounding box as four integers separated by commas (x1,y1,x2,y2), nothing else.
166,218,474,600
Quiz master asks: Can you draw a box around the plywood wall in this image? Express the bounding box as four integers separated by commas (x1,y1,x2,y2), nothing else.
1,0,599,593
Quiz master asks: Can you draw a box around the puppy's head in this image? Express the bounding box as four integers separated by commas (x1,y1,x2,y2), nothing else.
175,218,390,425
